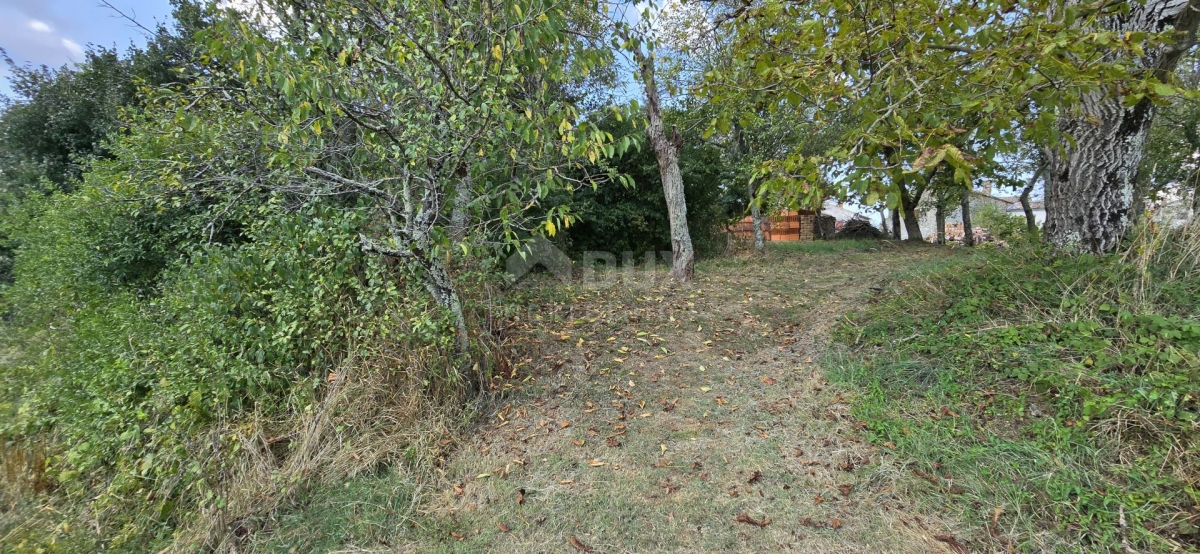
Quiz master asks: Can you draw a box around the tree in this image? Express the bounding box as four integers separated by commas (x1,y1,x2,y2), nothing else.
1043,0,1200,252
143,0,630,385
706,0,1200,252
615,9,696,281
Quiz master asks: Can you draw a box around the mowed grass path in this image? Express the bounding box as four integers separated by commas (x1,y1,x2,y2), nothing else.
400,242,975,553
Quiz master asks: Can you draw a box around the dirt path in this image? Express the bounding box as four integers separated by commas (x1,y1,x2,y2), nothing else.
409,245,965,553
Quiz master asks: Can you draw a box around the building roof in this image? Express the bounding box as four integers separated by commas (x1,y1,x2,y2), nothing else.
822,203,864,221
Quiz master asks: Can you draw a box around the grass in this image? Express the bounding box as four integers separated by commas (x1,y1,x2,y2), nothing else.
765,238,888,255
826,222,1200,552
359,242,976,553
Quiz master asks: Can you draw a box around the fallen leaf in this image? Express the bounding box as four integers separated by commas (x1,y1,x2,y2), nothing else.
588,460,607,467
935,535,969,554
830,518,842,529
571,439,585,447
560,421,572,429
452,484,464,495
498,522,511,533
517,488,526,504
838,484,854,496
568,535,594,552
735,514,771,528
761,376,777,385
450,531,465,540
813,493,825,505
747,471,762,484
992,506,1004,524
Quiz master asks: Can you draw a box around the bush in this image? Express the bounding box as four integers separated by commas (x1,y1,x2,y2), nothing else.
974,202,1029,243
556,113,734,260
0,184,465,550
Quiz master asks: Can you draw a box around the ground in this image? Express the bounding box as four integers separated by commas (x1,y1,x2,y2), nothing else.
380,241,975,553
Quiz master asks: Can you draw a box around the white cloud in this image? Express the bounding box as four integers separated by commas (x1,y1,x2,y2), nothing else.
61,38,83,59
27,19,51,33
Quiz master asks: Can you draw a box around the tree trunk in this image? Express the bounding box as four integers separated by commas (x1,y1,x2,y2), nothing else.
880,207,890,236
935,200,946,244
736,124,765,252
901,205,923,242
749,183,765,251
637,51,694,281
891,208,902,240
449,174,472,243
1021,164,1046,236
961,188,975,247
1044,0,1200,253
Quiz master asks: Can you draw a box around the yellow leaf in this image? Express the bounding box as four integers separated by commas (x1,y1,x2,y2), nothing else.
545,220,557,236
492,44,503,61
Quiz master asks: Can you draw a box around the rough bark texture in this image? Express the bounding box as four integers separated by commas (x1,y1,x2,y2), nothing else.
449,174,472,243
1044,0,1200,253
961,188,975,247
637,51,695,281
879,207,890,236
891,208,902,240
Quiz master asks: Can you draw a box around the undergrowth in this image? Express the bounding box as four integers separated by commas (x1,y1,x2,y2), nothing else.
830,220,1200,552
0,190,485,552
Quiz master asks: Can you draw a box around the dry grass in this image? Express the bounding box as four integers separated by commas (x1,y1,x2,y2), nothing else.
171,349,469,553
395,243,974,553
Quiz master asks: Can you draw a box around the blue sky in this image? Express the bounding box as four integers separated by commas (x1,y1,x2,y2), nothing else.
1,0,175,98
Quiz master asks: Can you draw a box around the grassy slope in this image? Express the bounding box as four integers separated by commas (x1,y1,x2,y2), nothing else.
251,241,979,553
827,235,1200,553
253,237,1197,553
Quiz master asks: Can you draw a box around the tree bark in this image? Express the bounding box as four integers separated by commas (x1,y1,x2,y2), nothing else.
1044,0,1200,253
749,182,765,251
735,124,765,252
449,174,472,243
961,188,975,247
636,51,695,281
880,206,890,236
935,200,946,244
891,208,902,240
1021,164,1046,236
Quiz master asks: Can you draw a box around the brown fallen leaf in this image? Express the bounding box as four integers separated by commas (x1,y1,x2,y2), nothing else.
838,484,854,496
992,506,1004,524
735,514,771,528
747,470,762,484
498,522,511,533
761,376,777,385
568,535,594,552
813,493,825,505
450,531,465,540
452,484,464,495
830,518,842,529
560,421,572,429
571,439,585,447
935,535,969,554
517,488,526,505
